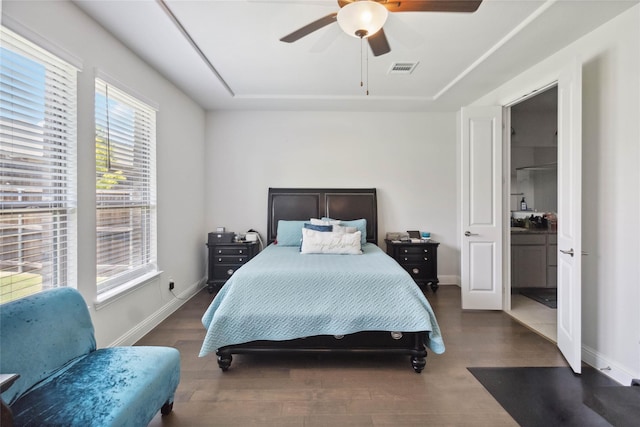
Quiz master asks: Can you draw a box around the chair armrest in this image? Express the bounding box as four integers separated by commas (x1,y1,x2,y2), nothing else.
0,374,20,393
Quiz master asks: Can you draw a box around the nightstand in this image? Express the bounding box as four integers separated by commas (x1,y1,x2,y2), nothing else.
206,241,259,293
385,239,440,292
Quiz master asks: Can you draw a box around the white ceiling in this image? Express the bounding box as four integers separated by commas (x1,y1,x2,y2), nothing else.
73,0,638,112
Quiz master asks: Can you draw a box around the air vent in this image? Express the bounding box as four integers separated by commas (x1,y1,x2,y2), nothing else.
388,62,419,75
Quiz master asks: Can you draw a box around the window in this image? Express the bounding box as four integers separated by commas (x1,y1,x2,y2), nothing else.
95,78,157,295
0,26,78,303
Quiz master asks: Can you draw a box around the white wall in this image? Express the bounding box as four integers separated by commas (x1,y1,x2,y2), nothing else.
3,1,208,347
205,111,459,284
473,5,640,385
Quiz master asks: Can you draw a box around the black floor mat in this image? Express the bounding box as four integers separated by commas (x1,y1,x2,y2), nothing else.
468,366,629,427
584,384,640,427
519,287,557,308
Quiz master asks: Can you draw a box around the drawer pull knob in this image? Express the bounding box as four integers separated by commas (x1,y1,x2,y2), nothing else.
404,257,408,261
412,268,420,275
227,269,234,276
218,250,222,254
239,250,243,254
403,249,408,253
424,257,428,261
423,249,428,253
390,331,403,340
218,258,222,262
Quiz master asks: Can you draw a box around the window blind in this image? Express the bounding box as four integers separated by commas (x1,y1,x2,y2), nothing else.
95,78,157,294
0,26,77,303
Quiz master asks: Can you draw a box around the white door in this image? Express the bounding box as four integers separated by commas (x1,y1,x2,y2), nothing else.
556,60,583,374
460,106,503,310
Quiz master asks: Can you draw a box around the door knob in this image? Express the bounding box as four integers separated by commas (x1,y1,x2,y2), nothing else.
464,231,478,237
560,248,574,257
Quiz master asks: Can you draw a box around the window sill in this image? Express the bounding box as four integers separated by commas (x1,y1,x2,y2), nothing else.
94,270,162,311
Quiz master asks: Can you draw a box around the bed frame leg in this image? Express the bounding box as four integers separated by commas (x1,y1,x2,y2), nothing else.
216,349,232,371
410,332,428,373
411,355,426,373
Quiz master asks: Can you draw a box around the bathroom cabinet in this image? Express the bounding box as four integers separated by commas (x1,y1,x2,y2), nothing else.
511,232,556,288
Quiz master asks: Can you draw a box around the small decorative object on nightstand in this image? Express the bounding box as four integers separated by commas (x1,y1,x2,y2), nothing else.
385,238,440,292
206,238,259,294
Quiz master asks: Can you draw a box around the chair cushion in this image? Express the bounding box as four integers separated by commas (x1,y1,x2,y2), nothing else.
10,346,180,427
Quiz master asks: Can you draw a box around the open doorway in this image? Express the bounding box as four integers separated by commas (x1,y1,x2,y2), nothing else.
507,86,558,342
462,62,582,371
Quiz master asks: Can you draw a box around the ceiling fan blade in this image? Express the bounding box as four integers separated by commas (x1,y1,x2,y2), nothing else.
280,13,338,43
368,28,391,57
337,1,482,13
383,0,482,13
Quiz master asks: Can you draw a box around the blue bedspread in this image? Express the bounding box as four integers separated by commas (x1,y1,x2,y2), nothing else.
199,243,445,356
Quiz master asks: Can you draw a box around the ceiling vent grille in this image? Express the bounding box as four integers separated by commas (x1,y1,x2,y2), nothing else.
388,62,418,75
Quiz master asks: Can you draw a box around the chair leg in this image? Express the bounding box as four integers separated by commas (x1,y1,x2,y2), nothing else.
1,400,13,427
161,401,174,416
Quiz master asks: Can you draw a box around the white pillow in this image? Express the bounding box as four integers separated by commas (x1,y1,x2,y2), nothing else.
300,228,362,255
332,224,357,234
309,218,341,226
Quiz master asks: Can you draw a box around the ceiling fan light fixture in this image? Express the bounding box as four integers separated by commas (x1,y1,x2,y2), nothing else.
337,1,388,39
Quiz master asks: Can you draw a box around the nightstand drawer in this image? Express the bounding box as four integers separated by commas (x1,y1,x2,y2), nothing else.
398,246,431,256
398,254,430,264
214,246,250,256
212,265,240,280
214,255,248,264
400,264,434,281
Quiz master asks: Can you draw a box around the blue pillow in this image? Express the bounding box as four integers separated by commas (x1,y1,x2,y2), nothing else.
322,217,367,245
276,220,307,246
304,223,333,232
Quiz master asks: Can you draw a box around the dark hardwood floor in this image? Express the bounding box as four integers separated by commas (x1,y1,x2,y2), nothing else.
141,286,568,426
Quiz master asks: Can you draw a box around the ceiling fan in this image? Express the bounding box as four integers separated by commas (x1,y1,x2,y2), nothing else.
280,0,483,56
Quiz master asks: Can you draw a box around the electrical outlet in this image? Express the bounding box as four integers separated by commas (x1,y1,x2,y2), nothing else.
169,281,175,291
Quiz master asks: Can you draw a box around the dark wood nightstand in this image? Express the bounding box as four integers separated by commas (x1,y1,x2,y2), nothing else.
385,239,440,292
206,241,259,293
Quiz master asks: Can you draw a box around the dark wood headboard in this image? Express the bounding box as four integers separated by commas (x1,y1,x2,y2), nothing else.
267,188,378,245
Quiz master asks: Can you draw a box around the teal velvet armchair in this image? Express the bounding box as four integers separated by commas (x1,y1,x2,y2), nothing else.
0,287,180,426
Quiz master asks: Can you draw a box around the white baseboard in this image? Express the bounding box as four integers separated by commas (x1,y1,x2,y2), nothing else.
438,275,459,285
582,344,636,386
108,276,206,347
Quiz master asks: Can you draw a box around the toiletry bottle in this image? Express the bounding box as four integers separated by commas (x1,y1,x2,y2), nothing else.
520,197,527,211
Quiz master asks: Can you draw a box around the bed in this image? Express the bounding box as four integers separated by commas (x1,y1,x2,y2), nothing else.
199,188,444,372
